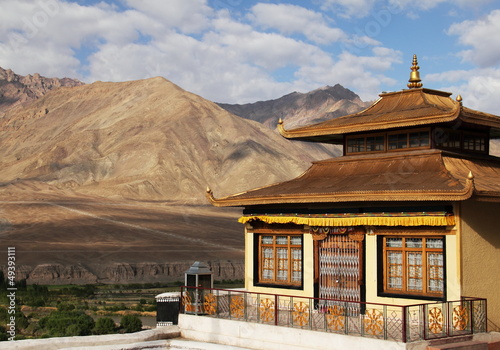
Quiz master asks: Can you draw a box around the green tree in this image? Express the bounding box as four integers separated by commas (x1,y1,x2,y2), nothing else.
120,315,142,333
93,317,116,335
39,310,94,337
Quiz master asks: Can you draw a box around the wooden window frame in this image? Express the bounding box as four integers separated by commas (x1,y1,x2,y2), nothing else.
433,128,489,154
345,128,431,155
381,236,445,299
387,128,430,152
463,131,487,152
257,234,303,288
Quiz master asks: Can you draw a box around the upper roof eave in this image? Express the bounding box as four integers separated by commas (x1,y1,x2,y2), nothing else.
278,88,500,140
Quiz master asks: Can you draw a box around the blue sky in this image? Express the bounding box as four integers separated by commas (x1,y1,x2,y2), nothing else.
1,0,499,113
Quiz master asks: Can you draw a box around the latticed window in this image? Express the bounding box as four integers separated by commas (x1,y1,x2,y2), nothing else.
383,236,444,298
259,235,302,286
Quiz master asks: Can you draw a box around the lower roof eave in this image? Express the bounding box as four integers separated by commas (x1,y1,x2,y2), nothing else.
206,184,475,208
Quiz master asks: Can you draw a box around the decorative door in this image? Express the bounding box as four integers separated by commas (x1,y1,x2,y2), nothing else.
317,229,364,312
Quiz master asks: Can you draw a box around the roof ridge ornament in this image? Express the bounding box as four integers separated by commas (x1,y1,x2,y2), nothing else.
407,54,423,89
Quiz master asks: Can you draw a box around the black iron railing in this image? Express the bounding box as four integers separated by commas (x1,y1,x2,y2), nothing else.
180,286,487,343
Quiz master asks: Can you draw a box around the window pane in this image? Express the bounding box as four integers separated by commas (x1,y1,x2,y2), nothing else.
366,136,385,151
386,237,402,247
406,238,422,248
291,248,302,282
409,131,430,148
387,251,403,289
428,253,444,292
262,236,273,245
388,133,408,149
262,247,274,280
426,238,444,249
276,236,288,245
290,236,302,245
347,137,365,153
407,252,423,291
277,248,288,281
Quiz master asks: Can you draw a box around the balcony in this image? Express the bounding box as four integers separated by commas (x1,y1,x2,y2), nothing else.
180,286,486,343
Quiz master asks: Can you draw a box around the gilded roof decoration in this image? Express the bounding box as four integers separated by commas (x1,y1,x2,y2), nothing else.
407,54,423,89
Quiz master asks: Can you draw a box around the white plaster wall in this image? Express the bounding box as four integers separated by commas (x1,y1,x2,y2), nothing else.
179,314,414,350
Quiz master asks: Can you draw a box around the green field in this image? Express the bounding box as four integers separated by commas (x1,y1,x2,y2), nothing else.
0,276,243,340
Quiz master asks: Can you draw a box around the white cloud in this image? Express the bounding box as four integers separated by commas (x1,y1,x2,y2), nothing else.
294,48,403,101
123,0,213,34
0,0,409,104
249,3,347,44
321,0,378,18
448,9,500,68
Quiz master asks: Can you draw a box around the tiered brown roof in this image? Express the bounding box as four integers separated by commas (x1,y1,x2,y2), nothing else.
208,55,500,207
277,88,500,144
207,150,500,206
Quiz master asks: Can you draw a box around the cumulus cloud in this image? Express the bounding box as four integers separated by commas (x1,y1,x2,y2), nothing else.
294,48,403,101
1,0,496,110
248,3,347,44
448,9,500,67
321,0,378,18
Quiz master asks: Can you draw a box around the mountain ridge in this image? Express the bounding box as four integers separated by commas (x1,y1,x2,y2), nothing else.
217,83,370,129
0,66,84,115
0,76,331,203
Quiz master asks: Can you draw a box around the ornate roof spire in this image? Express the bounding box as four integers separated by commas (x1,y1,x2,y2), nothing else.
407,54,423,89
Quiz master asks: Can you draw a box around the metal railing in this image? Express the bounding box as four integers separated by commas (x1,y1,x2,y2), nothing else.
180,286,487,343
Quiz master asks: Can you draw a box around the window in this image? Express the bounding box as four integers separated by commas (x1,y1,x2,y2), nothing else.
346,129,431,154
347,137,365,153
388,133,408,150
409,131,430,148
463,133,486,152
435,129,461,149
383,236,444,298
259,235,302,287
434,129,488,154
366,135,385,152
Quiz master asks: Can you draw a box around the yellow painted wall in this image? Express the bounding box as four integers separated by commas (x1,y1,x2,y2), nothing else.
460,200,500,332
244,228,314,298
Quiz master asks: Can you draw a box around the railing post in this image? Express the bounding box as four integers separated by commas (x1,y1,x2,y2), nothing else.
180,286,184,314
469,299,474,334
423,304,428,340
402,305,407,343
274,294,279,326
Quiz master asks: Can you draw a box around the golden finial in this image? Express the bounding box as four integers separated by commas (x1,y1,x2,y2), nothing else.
467,171,474,180
278,118,283,125
456,94,463,105
407,54,423,89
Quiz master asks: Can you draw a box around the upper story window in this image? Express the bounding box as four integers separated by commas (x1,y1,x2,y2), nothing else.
346,129,430,155
463,133,486,152
388,133,408,150
434,129,488,154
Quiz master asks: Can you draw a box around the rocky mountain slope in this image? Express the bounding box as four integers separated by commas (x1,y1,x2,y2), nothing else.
0,66,83,115
0,77,334,203
0,71,358,284
217,84,370,129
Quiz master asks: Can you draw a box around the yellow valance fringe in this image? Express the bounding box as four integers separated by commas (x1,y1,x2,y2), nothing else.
238,215,455,227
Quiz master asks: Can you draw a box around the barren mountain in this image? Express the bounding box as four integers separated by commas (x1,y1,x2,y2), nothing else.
0,66,84,114
0,76,331,203
217,84,370,129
